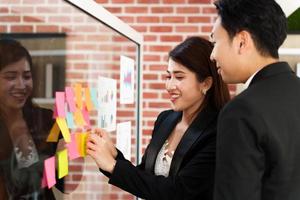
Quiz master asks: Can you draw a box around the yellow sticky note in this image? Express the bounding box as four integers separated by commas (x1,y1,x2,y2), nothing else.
57,149,68,179
56,118,71,143
74,83,83,109
47,122,60,142
76,132,89,157
85,87,94,111
73,109,86,127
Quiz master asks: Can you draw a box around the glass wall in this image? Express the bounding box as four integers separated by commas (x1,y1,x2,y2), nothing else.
0,0,142,199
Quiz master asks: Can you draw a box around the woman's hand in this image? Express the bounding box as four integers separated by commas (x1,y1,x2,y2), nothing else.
86,131,117,173
94,128,118,158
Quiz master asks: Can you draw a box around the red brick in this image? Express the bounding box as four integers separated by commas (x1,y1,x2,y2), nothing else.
138,0,159,3
144,111,160,117
188,16,211,23
144,55,161,62
144,35,157,41
175,26,199,32
163,0,185,3
149,64,166,71
125,7,148,13
143,74,159,80
94,0,109,3
137,16,160,23
36,25,59,32
162,16,185,23
149,45,172,52
202,25,213,32
119,16,135,23
149,102,170,108
188,0,211,3
143,92,159,99
11,25,33,32
0,16,20,22
203,6,217,14
23,0,45,3
151,7,173,13
0,7,9,13
150,26,172,32
106,7,122,13
23,16,44,23
176,7,200,13
160,35,183,42
149,83,166,89
36,7,59,13
112,0,134,3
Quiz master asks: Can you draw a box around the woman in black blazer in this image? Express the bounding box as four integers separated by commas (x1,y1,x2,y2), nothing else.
0,39,65,199
87,37,230,200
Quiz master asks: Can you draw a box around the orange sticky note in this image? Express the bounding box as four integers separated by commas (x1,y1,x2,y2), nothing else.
57,149,68,179
84,87,94,111
73,109,86,127
82,106,91,128
56,118,71,143
74,84,83,110
47,122,60,142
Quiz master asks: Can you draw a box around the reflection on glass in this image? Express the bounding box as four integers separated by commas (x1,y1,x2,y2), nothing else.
0,0,140,199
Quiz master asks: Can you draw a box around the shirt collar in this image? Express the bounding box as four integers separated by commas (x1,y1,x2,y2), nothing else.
244,70,259,88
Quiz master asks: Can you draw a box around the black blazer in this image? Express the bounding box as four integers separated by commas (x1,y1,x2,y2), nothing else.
103,105,218,200
0,107,63,199
214,62,300,200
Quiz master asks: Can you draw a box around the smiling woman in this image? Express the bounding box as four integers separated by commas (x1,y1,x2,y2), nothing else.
0,39,65,199
86,36,230,200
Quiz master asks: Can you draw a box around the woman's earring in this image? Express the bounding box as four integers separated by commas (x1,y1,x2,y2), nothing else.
202,89,207,96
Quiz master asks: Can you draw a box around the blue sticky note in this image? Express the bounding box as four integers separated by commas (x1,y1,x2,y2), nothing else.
66,112,75,129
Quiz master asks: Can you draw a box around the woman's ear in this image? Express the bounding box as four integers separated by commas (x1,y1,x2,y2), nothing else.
201,76,213,95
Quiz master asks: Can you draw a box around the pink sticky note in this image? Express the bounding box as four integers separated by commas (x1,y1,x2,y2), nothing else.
82,105,91,128
44,156,56,189
41,167,47,188
66,133,80,160
55,92,66,117
65,87,76,112
53,104,58,119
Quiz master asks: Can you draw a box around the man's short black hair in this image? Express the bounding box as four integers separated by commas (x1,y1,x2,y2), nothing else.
214,0,287,58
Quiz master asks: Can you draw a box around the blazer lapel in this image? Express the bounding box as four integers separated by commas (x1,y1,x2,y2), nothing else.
169,106,218,176
145,111,182,172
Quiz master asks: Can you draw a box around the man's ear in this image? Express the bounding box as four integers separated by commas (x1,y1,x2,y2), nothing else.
235,30,253,54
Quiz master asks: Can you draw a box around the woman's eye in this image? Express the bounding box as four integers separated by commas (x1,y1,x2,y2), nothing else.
176,76,184,80
23,75,32,80
4,76,16,80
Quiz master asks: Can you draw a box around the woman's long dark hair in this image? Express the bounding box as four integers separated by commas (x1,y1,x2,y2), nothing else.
169,36,230,112
0,38,36,149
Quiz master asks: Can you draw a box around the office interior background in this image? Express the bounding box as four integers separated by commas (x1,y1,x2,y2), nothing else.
0,0,299,199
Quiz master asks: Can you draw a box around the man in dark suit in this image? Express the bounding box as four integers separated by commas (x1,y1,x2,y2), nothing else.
210,0,300,200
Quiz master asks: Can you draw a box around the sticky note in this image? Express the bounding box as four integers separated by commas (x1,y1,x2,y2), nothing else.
55,92,66,117
56,118,71,143
52,104,58,119
74,83,83,109
43,156,56,189
82,106,91,128
85,87,94,111
73,109,86,127
57,149,68,179
76,132,88,157
47,122,60,142
90,87,98,108
66,112,75,129
65,87,76,112
66,133,80,160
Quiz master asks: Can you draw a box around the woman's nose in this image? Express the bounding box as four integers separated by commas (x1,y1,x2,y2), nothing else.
15,77,26,88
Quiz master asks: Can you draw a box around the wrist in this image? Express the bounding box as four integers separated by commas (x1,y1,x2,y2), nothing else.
108,160,117,174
